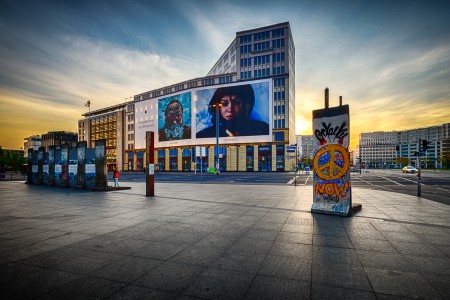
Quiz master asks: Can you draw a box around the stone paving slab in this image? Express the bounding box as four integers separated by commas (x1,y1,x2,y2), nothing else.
0,181,449,299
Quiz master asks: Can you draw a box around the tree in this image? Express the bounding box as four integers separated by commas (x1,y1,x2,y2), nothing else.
395,157,410,167
442,153,450,170
301,156,312,168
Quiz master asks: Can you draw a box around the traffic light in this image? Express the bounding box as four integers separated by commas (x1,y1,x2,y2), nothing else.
422,140,430,151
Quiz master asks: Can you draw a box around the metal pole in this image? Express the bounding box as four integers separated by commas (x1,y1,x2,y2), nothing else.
295,144,297,187
214,105,221,175
418,138,421,196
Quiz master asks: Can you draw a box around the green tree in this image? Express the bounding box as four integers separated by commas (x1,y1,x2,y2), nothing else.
395,157,410,167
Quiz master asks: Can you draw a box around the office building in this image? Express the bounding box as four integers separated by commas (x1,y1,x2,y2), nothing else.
358,123,450,168
79,103,126,171
79,22,296,172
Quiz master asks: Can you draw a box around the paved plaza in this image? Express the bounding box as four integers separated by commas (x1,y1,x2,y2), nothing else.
0,180,449,299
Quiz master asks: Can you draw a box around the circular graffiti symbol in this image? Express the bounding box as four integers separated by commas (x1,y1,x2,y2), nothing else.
313,144,349,180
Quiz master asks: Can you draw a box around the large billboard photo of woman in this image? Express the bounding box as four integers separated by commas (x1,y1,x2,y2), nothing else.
196,82,270,138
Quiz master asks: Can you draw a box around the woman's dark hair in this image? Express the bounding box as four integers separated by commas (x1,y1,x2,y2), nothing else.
208,84,255,120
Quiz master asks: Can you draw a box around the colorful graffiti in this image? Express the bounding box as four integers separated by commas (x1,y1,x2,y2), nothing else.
311,105,352,216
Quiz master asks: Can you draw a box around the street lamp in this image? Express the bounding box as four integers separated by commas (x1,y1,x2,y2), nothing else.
211,103,222,175
85,100,91,147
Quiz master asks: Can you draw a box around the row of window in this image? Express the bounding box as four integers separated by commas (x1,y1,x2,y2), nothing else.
254,41,270,52
239,52,285,68
272,52,285,63
240,71,252,79
274,119,286,129
274,78,286,87
274,132,284,141
273,66,285,75
254,54,271,66
253,31,271,41
274,91,286,101
240,44,252,54
239,28,285,44
202,78,215,86
218,76,233,84
240,57,252,67
240,67,286,79
272,39,285,49
272,28,285,38
274,105,285,115
254,68,270,78
240,34,252,44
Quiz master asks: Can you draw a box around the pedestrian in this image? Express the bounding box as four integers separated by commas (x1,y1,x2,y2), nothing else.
113,168,120,188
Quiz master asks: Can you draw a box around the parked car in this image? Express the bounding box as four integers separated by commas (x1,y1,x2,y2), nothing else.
402,166,418,173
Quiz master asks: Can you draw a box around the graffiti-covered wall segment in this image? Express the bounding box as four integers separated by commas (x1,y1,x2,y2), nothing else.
312,105,352,216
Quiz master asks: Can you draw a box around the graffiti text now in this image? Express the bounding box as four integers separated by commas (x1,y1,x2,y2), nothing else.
314,182,350,198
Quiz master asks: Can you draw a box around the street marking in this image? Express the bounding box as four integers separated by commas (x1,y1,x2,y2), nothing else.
398,177,424,184
304,174,310,185
378,176,404,186
353,177,393,190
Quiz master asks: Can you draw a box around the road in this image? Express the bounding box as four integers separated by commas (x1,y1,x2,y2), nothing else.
4,169,447,205
347,169,450,205
115,169,450,205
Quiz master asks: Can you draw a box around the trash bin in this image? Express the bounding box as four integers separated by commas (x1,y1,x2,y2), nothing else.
305,167,310,175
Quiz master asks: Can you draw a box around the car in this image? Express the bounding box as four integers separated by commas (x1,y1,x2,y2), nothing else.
402,166,418,173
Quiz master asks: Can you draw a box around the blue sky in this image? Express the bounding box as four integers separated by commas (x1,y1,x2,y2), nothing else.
1,0,449,149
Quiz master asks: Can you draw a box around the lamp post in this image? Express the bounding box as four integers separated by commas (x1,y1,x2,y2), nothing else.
211,103,222,175
85,100,91,147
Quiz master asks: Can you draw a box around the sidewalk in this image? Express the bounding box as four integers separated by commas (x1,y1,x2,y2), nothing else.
0,181,449,299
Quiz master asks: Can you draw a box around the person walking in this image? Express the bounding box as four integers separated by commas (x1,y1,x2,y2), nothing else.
113,168,120,188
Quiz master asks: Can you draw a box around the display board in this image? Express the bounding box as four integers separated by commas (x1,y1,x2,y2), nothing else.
68,148,77,188
48,146,55,186
135,79,272,149
94,139,107,191
76,142,87,188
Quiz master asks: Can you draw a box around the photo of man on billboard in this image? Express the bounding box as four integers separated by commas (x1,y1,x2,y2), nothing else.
196,83,269,138
158,92,192,141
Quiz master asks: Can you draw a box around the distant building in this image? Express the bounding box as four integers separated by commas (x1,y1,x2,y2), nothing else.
358,123,450,168
23,135,41,158
296,135,314,159
41,131,77,152
79,103,126,171
358,131,398,169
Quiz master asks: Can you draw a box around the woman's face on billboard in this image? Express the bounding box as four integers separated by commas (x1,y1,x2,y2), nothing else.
219,95,242,121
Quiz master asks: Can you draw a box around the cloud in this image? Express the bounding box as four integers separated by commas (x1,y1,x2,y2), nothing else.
0,32,207,148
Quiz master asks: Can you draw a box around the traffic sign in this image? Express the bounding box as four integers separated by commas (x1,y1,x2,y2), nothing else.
286,145,296,153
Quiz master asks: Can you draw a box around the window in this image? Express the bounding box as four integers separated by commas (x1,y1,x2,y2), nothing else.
274,132,284,141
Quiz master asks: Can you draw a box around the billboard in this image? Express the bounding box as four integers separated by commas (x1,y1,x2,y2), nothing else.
135,79,272,149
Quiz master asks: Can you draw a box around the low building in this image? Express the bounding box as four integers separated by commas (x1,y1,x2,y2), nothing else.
23,135,41,158
41,131,77,152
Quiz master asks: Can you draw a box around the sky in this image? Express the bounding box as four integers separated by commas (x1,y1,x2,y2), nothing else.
1,0,449,150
